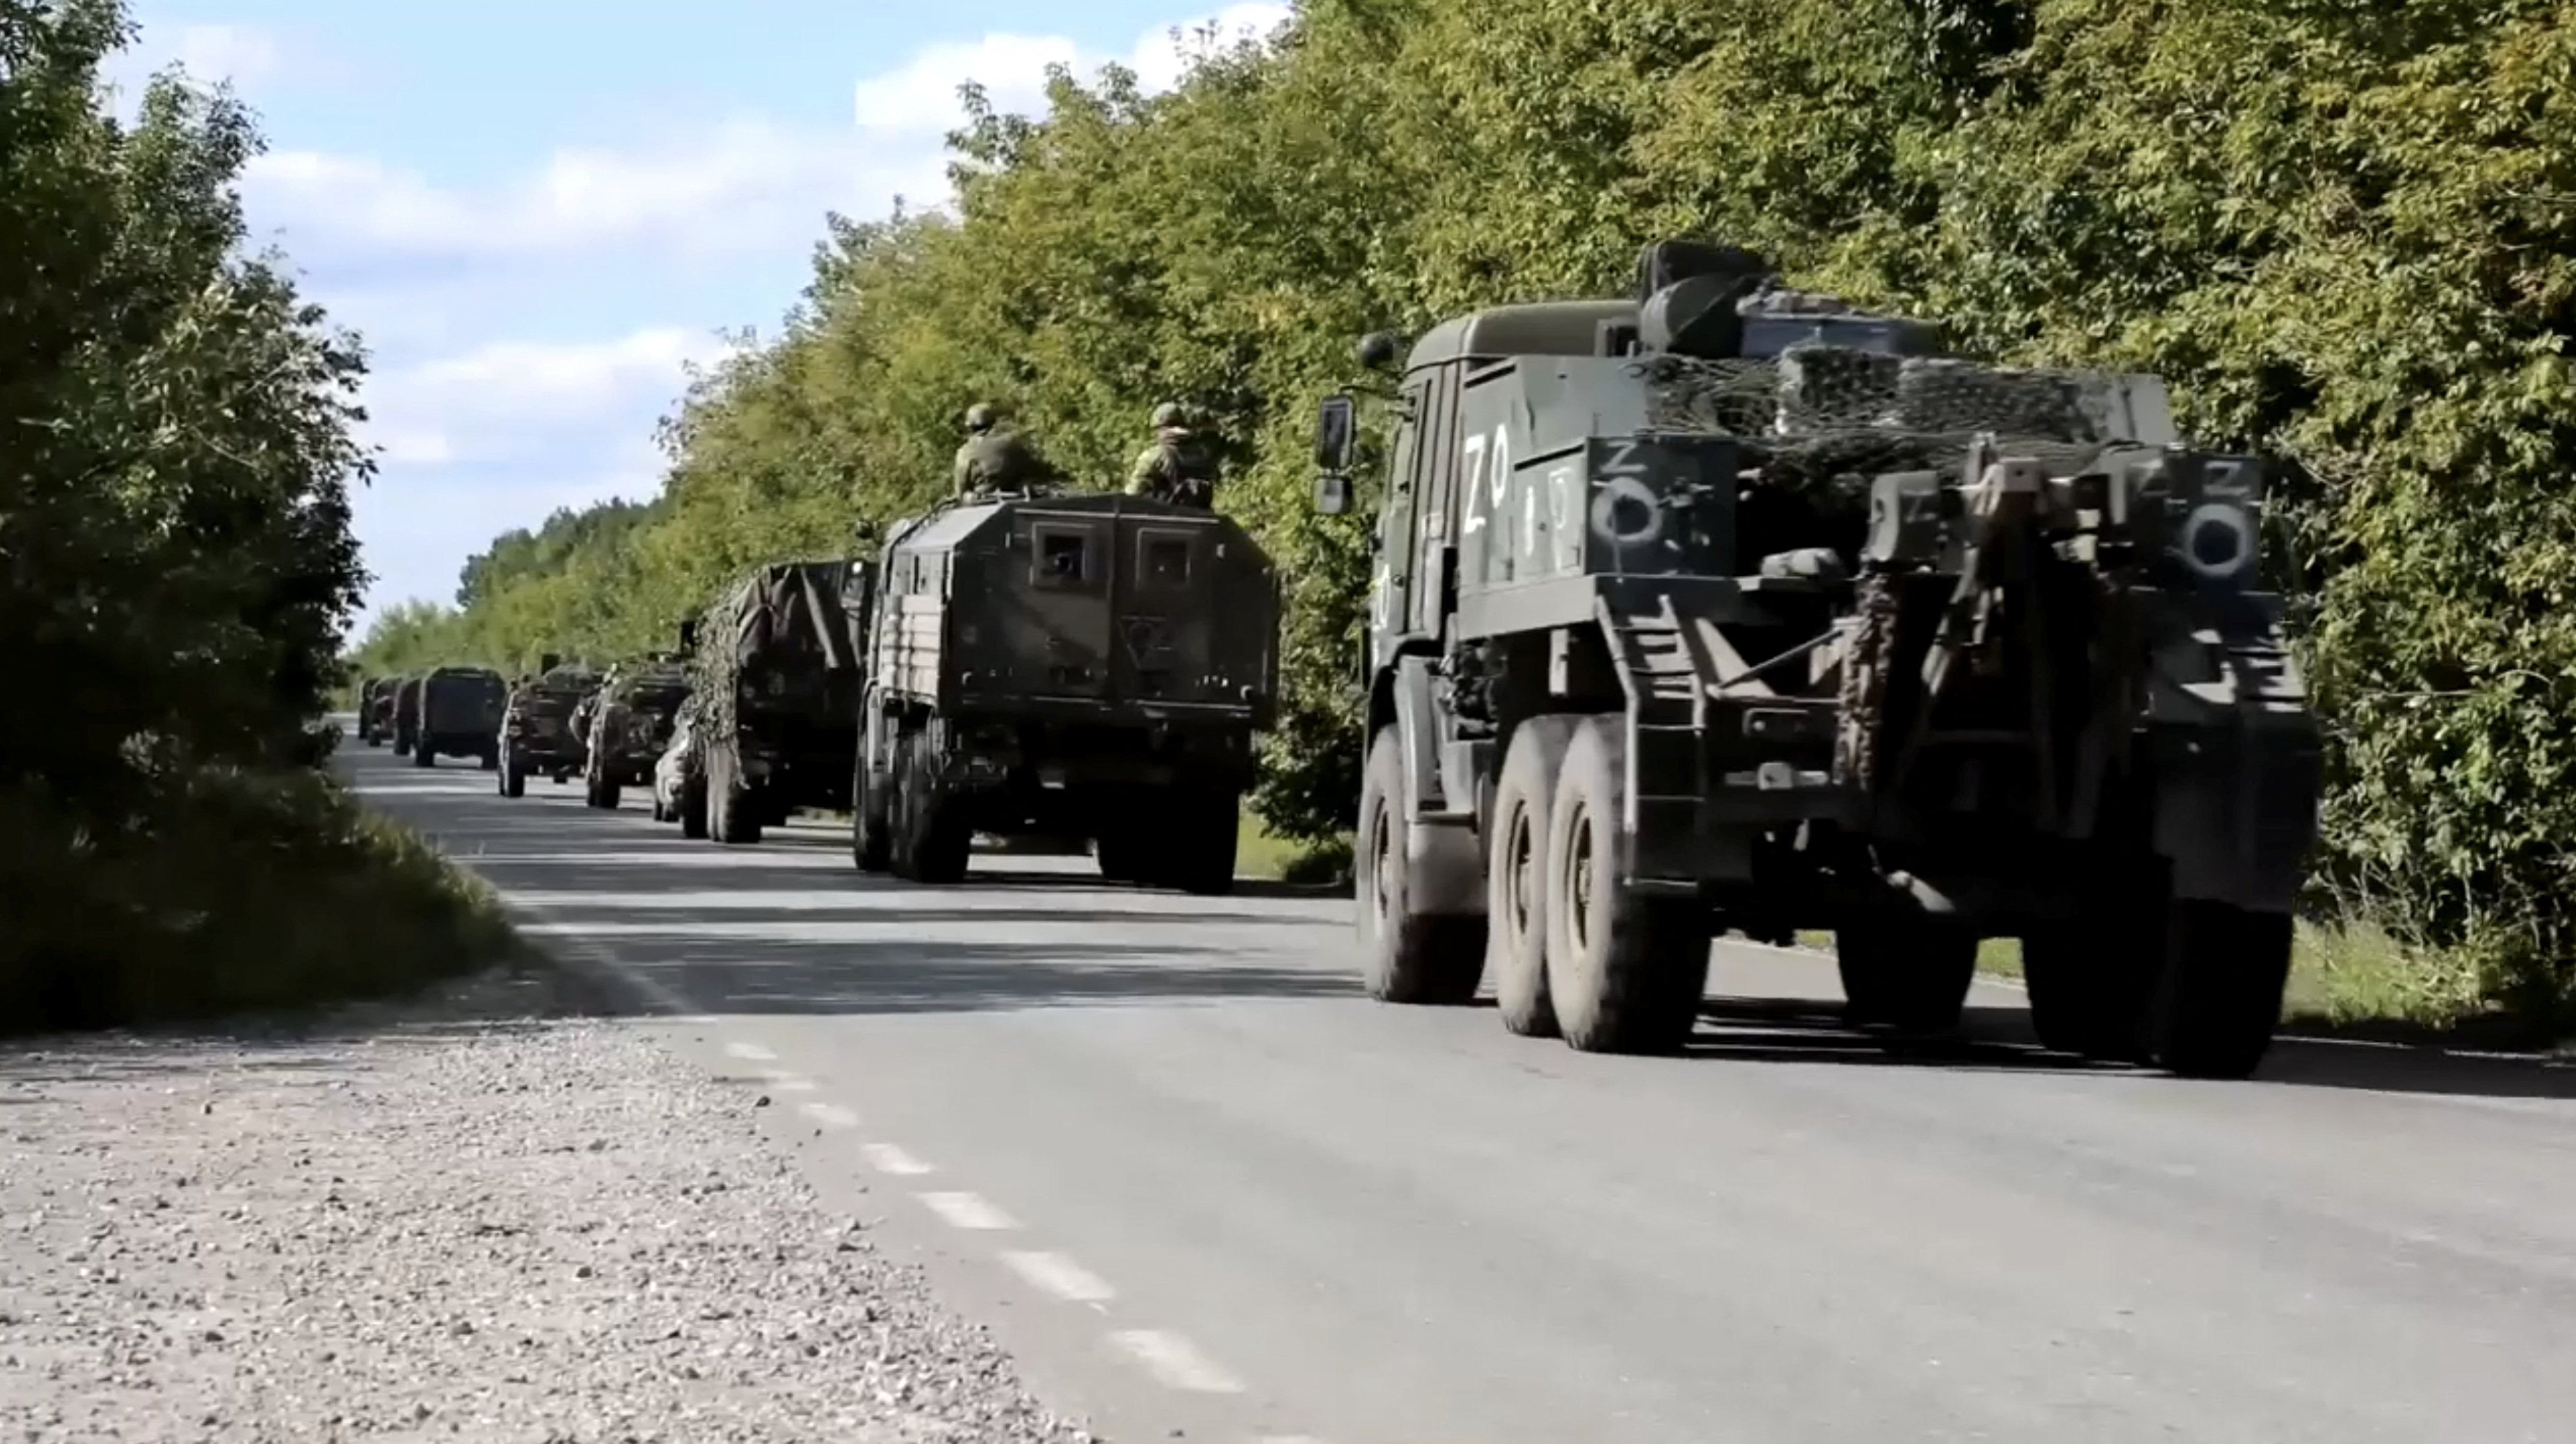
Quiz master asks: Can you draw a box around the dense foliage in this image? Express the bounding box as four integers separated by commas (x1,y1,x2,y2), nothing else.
355,0,2576,1016
3,0,510,1029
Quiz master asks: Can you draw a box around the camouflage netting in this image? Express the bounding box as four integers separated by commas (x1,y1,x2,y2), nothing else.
691,561,858,739
1637,347,2152,513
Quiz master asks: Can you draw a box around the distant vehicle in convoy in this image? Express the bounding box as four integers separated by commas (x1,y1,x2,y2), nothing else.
1309,237,2322,1078
499,656,597,797
649,698,701,824
848,492,1280,891
357,677,396,746
583,655,692,810
411,665,508,769
677,560,870,844
389,675,425,755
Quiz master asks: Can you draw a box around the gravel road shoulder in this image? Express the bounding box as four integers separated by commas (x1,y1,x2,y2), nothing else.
0,960,1092,1443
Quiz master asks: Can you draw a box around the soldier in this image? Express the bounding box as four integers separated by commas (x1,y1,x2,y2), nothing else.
951,402,1052,500
1126,402,1218,507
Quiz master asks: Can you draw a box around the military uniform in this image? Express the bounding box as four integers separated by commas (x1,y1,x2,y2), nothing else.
1125,402,1218,507
951,402,1049,500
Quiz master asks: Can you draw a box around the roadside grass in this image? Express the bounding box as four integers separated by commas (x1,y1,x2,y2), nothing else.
1789,918,2501,1038
0,764,528,1037
1237,811,1353,886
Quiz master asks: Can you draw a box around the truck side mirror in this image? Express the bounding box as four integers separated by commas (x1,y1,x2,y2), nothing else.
1313,474,1350,515
1315,394,1357,473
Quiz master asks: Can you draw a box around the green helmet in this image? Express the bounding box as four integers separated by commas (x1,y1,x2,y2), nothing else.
1151,402,1186,429
963,402,998,432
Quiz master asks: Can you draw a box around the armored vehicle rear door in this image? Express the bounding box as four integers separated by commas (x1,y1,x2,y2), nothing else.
1017,508,1116,698
1112,510,1240,706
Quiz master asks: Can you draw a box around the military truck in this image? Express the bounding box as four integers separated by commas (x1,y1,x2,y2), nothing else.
849,494,1280,890
389,675,425,755
1308,238,2321,1078
411,665,507,769
676,560,869,843
498,655,596,798
582,655,692,809
357,677,396,746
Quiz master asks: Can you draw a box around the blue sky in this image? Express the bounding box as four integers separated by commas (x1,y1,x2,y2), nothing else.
104,0,1289,632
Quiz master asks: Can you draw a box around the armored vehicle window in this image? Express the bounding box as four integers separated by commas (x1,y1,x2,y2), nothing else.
1033,526,1096,590
1138,530,1192,588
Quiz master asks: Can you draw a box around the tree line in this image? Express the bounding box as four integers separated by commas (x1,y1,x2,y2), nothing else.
3,0,511,1031
350,0,2576,1024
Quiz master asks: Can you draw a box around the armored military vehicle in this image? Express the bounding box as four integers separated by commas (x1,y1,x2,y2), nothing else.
582,655,692,809
411,665,507,768
848,493,1279,890
1309,238,2321,1078
389,675,425,755
676,560,869,843
498,655,596,798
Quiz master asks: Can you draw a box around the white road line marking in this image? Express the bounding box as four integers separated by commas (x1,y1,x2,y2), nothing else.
998,1249,1115,1304
1107,1329,1243,1393
917,1190,1017,1230
724,1040,777,1061
798,1101,859,1128
861,1143,932,1175
764,1072,816,1092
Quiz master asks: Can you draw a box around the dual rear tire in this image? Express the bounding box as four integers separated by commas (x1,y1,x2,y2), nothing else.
1361,714,1711,1055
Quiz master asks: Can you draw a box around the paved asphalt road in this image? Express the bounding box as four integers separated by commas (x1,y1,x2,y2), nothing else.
342,732,2576,1444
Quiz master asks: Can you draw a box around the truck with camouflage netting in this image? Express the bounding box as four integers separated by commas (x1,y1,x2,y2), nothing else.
674,560,870,843
498,654,598,798
848,493,1280,889
389,674,425,755
1308,237,2322,1080
581,653,693,810
357,676,396,746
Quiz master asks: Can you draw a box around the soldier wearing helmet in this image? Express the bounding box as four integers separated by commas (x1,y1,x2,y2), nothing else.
1125,401,1218,507
952,401,1053,500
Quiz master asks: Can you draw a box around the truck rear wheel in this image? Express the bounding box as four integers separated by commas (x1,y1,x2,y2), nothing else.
1357,725,1483,1005
851,750,892,872
412,737,434,768
1489,715,1579,1038
679,774,710,839
1168,786,1239,896
892,731,966,883
2021,920,2155,1062
1835,912,1979,1036
1544,717,1710,1054
709,749,763,844
2148,901,2293,1079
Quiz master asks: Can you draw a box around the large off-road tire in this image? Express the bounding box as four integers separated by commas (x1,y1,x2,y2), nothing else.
596,774,622,809
679,773,710,840
892,731,968,884
499,740,527,798
2021,920,2157,1063
1166,786,1240,897
708,748,764,844
1543,717,1711,1054
1094,828,1140,883
1489,715,1579,1039
412,737,435,768
1356,725,1484,1005
851,747,893,872
1835,911,1980,1037
2146,900,2294,1079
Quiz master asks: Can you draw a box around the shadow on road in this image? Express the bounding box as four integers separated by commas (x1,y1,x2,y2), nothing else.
561,935,1353,1015
1680,995,2576,1100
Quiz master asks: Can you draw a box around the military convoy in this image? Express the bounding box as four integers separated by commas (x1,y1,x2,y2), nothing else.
1306,238,2321,1078
847,493,1280,889
352,246,2320,1079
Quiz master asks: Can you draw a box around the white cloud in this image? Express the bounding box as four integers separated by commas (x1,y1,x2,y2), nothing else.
100,19,305,100
361,327,740,465
245,4,1294,261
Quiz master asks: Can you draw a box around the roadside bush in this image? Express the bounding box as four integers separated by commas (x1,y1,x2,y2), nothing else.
1,0,519,1032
